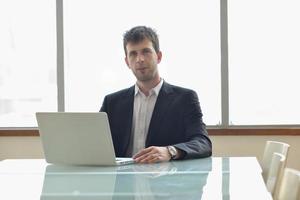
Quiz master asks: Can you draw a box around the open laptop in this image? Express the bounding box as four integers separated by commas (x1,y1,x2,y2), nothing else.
36,112,134,166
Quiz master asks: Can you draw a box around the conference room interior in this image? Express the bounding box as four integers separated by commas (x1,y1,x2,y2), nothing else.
1,0,300,199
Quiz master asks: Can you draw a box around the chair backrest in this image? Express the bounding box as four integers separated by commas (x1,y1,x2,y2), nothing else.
266,153,286,196
261,141,290,181
275,168,300,200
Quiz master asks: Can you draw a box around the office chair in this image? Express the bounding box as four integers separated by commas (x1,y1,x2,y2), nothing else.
261,141,289,182
265,153,286,197
275,168,300,200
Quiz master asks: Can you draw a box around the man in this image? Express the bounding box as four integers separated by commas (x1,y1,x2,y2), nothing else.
100,26,212,163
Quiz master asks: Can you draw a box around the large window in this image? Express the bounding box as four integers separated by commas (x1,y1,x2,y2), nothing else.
1,0,300,128
0,0,57,127
228,0,300,125
64,0,221,125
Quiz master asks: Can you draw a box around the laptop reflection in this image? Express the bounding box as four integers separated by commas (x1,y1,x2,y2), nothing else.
40,165,117,200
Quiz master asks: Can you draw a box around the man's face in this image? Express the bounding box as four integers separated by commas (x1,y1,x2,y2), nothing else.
125,39,162,82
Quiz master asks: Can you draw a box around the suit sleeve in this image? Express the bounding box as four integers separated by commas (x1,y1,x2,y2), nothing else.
173,91,212,159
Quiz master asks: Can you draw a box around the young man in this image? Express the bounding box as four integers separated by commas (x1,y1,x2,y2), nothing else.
100,26,212,163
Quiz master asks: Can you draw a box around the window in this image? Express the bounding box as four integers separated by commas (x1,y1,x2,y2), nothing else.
228,0,300,125
2,0,300,129
0,0,57,127
64,0,221,125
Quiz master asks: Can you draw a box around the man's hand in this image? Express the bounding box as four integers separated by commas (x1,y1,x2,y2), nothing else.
133,146,171,164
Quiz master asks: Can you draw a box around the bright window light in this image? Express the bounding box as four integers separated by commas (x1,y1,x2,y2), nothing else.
228,0,300,125
0,0,57,127
64,0,221,125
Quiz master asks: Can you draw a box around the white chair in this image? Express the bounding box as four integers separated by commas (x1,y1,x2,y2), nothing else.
261,141,290,182
275,168,300,200
266,153,286,196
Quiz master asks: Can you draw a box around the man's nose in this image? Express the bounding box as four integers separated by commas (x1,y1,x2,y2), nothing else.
136,53,145,62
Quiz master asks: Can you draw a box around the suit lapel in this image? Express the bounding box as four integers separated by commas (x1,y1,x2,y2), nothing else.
122,86,135,155
146,82,174,145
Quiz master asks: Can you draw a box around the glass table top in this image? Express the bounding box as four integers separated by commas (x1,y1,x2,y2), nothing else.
0,157,272,200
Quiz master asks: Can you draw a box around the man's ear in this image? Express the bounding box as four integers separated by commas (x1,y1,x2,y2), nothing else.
157,51,162,64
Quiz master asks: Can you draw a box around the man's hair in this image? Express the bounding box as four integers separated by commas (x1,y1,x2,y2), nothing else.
123,26,160,55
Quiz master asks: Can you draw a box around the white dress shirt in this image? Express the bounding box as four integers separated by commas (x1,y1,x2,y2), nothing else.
131,79,163,156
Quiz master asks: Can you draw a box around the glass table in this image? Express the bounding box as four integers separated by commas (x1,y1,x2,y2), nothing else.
0,157,272,200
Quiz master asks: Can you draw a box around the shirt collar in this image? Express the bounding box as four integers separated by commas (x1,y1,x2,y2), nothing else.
134,79,164,96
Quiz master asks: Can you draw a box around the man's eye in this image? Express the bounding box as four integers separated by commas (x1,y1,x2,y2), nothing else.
129,52,137,57
143,49,151,54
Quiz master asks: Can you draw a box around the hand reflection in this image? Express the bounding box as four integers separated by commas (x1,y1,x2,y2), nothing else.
131,162,177,178
113,160,210,200
113,163,178,200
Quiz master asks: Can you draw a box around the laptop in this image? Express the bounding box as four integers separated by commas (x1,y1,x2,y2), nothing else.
36,112,134,166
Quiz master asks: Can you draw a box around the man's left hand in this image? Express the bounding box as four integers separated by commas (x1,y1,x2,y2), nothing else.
133,146,171,164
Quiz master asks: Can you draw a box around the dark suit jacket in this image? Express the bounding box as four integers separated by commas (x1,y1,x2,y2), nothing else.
100,82,212,159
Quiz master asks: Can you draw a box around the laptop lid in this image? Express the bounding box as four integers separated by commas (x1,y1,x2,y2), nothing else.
36,112,133,166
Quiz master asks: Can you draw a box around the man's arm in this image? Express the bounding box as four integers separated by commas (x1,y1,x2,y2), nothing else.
134,90,212,163
172,90,212,159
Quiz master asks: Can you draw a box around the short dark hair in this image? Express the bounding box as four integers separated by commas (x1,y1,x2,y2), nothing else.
123,26,160,55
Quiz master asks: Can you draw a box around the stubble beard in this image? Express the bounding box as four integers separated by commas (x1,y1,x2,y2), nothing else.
134,68,158,83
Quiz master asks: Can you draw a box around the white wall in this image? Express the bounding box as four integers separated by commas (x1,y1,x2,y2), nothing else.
1,136,300,170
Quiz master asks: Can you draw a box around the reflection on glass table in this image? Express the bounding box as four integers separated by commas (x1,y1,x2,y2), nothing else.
41,166,117,200
0,157,271,200
40,158,212,200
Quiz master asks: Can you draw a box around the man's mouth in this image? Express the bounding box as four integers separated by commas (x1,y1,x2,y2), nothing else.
137,67,147,71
